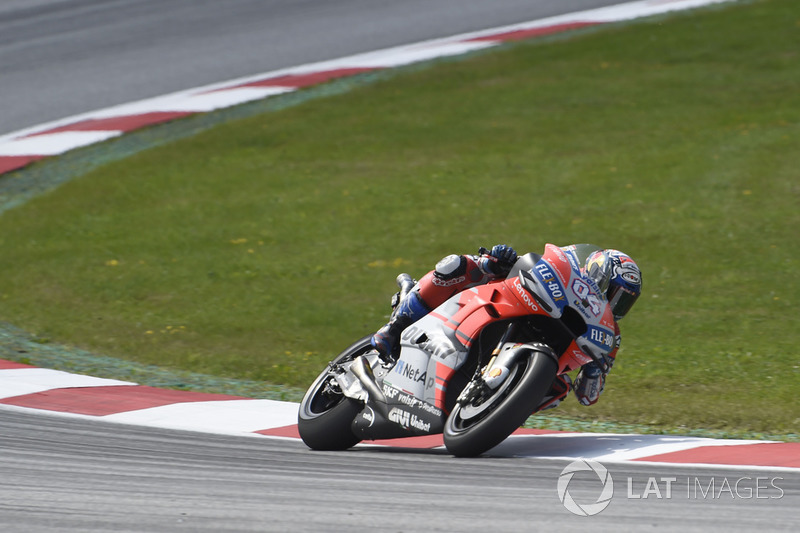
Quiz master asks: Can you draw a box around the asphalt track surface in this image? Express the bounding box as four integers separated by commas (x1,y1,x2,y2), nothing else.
2,408,798,532
2,0,799,530
0,0,624,136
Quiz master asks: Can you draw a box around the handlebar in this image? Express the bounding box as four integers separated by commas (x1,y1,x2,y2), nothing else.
396,273,415,293
395,273,416,309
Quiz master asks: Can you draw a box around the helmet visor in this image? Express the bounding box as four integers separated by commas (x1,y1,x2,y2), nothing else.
586,251,612,293
608,285,639,320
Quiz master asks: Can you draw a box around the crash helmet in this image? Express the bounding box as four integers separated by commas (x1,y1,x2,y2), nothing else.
585,249,642,321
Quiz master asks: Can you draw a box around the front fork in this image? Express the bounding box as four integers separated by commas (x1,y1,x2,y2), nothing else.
480,323,519,389
457,323,520,406
456,323,566,408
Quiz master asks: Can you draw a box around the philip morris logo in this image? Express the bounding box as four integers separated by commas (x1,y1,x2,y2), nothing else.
557,459,614,516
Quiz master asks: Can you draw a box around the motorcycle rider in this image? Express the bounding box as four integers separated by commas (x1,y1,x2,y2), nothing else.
370,244,642,406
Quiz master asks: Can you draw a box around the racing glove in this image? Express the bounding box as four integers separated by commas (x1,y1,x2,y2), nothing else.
573,362,605,406
479,244,517,277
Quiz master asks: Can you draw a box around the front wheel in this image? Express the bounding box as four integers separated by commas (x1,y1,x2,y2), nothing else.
297,336,373,450
443,346,558,457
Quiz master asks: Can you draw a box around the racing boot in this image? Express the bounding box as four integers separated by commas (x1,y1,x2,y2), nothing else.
370,290,430,362
537,374,572,411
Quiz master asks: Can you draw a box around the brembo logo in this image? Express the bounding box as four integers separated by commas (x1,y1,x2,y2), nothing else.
513,278,539,312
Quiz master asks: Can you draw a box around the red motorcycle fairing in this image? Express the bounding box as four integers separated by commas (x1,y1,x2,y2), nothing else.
385,246,616,413
380,282,522,412
526,244,618,368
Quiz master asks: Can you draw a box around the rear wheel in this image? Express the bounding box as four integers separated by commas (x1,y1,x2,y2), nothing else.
443,346,558,457
297,336,372,450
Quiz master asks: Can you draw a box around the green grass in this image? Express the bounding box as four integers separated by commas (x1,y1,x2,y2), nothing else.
1,0,798,437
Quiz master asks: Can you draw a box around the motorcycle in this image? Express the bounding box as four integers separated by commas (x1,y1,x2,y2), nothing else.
297,244,617,457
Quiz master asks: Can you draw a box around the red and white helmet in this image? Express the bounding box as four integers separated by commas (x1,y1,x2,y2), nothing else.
585,249,642,321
